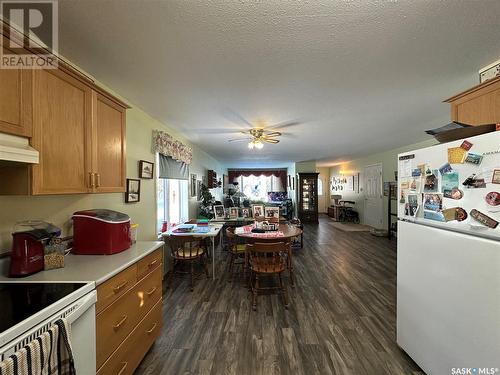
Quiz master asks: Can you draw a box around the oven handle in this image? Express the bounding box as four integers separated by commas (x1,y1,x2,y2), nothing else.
66,291,97,325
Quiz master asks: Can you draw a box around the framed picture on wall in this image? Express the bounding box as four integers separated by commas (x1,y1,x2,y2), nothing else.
197,180,202,201
125,179,141,203
190,174,197,197
139,160,154,179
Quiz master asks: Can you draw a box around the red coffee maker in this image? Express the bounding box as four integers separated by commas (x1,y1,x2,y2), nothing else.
9,221,61,277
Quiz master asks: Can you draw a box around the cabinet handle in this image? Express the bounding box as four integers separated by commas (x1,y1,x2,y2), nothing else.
96,173,101,188
113,315,128,329
117,362,128,375
88,172,95,188
146,286,157,296
148,259,158,268
146,323,157,334
113,281,128,294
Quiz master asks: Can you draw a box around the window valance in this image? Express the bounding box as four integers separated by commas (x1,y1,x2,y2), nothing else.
228,169,287,189
152,130,193,165
158,154,189,180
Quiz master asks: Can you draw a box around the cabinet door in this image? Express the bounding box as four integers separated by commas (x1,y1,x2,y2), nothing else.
0,59,32,136
92,93,126,192
31,69,93,194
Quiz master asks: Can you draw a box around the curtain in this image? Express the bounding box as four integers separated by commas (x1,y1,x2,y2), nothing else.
158,154,189,180
228,169,287,189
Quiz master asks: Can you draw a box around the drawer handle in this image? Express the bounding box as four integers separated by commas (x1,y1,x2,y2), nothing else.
146,286,157,296
117,362,128,375
113,315,128,330
113,281,128,294
146,323,157,334
148,259,158,268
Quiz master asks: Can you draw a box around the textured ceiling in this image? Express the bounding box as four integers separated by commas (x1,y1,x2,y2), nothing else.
58,0,500,167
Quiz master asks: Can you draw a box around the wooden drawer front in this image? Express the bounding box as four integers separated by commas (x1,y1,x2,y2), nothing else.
137,248,163,281
97,300,162,375
96,265,137,314
96,266,162,368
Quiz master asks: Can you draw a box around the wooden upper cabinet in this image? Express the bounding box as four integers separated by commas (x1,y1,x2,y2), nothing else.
445,75,500,125
31,69,93,195
0,60,33,137
92,92,126,192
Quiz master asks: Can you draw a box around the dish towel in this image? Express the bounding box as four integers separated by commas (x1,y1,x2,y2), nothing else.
0,318,76,375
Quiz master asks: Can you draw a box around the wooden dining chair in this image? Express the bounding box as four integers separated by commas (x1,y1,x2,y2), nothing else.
247,242,289,311
225,227,246,281
167,235,209,291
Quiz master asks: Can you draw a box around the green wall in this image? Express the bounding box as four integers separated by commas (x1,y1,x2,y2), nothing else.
328,138,437,229
0,80,225,253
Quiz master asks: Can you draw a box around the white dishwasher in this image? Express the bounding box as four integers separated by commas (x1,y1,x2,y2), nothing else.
0,282,97,375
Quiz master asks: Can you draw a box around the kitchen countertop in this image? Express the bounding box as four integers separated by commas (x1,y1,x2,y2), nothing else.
0,241,164,285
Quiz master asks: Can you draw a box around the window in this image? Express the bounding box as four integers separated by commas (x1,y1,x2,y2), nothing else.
157,178,188,230
235,175,284,201
318,178,323,196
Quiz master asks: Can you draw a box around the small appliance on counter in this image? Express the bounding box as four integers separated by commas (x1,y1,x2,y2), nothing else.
9,221,61,278
72,209,131,255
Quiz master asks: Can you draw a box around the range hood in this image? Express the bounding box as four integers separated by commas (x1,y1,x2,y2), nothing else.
0,133,39,164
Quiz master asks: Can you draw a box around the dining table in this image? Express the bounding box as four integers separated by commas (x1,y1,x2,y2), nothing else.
161,223,223,280
234,223,303,286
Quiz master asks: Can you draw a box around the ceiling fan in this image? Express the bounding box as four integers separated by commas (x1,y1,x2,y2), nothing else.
229,128,283,149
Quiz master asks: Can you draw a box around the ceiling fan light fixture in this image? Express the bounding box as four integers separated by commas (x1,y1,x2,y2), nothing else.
248,141,255,149
255,140,264,149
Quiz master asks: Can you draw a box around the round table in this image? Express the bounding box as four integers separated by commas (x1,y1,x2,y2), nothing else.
235,223,303,286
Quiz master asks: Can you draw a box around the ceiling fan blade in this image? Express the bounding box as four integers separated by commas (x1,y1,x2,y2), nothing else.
221,109,255,128
266,120,303,130
263,131,282,137
188,128,243,134
228,137,252,142
263,138,280,144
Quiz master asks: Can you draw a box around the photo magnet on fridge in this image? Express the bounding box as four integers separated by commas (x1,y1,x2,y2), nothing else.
412,169,421,177
424,211,445,222
438,163,453,175
441,172,459,193
423,193,443,211
455,208,468,222
423,170,439,192
409,178,420,192
464,152,483,165
443,188,463,200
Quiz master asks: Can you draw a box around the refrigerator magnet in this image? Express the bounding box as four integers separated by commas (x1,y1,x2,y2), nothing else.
460,140,473,151
441,207,458,222
448,147,466,164
470,209,499,229
438,162,453,175
485,192,500,206
443,188,463,200
455,208,468,222
492,169,500,184
464,152,483,165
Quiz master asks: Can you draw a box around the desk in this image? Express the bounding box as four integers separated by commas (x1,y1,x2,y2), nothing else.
162,224,223,280
235,224,303,286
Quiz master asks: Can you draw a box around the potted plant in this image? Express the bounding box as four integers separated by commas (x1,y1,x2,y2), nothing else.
199,183,215,219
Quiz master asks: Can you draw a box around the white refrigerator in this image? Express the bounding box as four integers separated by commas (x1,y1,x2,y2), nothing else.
396,131,500,375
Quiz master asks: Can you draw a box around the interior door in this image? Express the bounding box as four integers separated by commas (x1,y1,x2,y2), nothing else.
363,163,383,228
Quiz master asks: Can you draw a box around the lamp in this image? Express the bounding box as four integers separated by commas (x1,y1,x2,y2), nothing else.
248,140,264,149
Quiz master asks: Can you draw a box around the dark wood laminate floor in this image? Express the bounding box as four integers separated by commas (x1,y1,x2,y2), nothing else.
136,216,424,375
